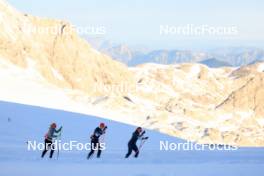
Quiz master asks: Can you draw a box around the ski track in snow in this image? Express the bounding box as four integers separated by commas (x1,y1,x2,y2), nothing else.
0,101,264,176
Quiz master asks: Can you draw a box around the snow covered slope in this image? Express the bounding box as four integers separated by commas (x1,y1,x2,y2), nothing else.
0,101,264,176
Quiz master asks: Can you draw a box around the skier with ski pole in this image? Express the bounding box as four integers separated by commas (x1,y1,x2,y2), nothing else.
125,127,148,158
87,123,107,159
41,122,62,159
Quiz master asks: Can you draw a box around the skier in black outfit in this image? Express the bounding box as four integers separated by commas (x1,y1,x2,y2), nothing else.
87,123,107,159
41,123,62,158
125,127,148,158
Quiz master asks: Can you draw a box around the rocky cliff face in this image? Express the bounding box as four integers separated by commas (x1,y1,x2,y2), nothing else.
129,63,264,146
217,64,264,120
0,0,133,95
0,0,263,146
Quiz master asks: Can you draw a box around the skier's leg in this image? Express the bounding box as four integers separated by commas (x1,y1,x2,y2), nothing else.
88,148,95,159
133,144,139,158
41,147,48,158
87,149,94,159
125,144,133,158
97,142,102,158
41,139,51,158
87,140,96,159
49,141,55,158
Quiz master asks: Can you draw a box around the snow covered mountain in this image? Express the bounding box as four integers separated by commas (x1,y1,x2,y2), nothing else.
0,0,264,147
0,0,134,95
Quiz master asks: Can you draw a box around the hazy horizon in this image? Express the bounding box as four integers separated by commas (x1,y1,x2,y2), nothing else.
7,0,264,50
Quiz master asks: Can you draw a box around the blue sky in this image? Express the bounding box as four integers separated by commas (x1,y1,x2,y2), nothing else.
7,0,264,50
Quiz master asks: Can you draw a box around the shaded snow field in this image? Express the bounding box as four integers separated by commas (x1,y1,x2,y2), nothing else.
0,101,264,176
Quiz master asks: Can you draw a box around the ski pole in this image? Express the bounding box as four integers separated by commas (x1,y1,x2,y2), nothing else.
100,133,105,143
138,138,148,151
56,128,63,160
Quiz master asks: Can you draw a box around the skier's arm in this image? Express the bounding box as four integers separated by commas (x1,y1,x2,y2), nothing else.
102,126,107,134
138,131,146,138
55,126,63,133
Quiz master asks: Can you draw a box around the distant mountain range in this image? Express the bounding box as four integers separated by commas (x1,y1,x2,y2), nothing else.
85,37,264,68
199,58,232,68
208,47,264,66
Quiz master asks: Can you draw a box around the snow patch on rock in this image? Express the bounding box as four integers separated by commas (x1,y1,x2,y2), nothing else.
257,63,264,72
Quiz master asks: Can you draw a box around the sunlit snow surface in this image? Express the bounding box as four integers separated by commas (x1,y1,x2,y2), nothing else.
0,101,264,176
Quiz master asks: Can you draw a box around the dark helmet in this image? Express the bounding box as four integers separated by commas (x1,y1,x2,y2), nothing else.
136,127,142,132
